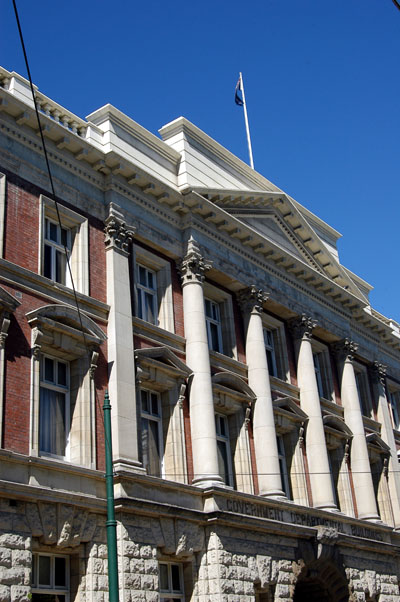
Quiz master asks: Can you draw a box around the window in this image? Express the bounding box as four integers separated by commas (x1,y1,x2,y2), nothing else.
133,245,174,332
137,264,157,324
205,298,223,353
354,364,372,417
43,218,71,287
141,389,163,477
277,435,291,498
389,388,400,430
262,316,289,382
31,553,69,602
215,413,234,486
159,562,184,602
313,349,334,401
203,282,237,358
39,355,69,459
40,195,88,295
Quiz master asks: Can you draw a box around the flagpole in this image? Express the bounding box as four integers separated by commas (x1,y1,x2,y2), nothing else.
239,72,254,169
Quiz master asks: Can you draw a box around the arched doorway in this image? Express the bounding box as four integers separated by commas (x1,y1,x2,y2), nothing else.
293,562,349,602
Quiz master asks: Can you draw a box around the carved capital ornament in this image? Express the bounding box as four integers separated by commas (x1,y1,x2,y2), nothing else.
332,338,359,363
179,236,211,285
288,314,317,341
237,286,269,315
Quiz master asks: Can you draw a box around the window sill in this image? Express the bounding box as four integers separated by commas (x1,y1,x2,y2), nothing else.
133,316,185,353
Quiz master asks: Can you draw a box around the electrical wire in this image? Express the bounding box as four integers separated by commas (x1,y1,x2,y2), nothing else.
11,0,110,459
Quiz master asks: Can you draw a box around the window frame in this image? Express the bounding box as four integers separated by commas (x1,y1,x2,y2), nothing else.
136,263,158,325
132,245,174,332
277,434,291,498
354,362,372,417
140,388,164,477
311,341,334,402
203,282,237,359
31,552,70,602
261,314,289,382
159,562,185,601
387,383,400,430
39,354,70,460
39,195,89,295
205,297,223,353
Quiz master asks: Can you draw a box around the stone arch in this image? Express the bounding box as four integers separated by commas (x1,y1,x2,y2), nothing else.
293,559,349,602
26,304,106,342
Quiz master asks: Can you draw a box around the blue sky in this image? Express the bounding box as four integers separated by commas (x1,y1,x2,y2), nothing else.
2,1,400,322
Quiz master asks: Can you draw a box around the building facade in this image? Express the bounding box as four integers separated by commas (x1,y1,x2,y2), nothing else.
1,66,400,601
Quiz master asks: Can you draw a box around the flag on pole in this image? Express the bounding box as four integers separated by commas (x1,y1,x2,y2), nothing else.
235,77,244,106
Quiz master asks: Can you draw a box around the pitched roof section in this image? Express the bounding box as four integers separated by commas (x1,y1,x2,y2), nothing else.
192,187,369,304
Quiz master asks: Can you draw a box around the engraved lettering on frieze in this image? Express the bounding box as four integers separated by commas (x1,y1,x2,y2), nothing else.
332,338,359,363
288,314,317,341
237,285,269,315
179,236,212,285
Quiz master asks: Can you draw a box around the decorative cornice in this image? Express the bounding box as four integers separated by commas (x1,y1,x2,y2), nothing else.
237,286,269,315
332,338,359,363
288,314,317,342
104,203,135,255
179,236,211,285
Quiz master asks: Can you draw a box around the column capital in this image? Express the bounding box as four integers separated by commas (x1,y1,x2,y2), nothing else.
331,338,359,363
288,314,317,342
370,361,387,386
104,203,135,255
237,286,269,315
179,236,211,285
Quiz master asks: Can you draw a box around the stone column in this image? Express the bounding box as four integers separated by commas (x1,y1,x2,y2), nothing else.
237,286,285,499
289,315,337,511
333,340,380,521
180,237,223,488
105,203,142,473
371,362,400,527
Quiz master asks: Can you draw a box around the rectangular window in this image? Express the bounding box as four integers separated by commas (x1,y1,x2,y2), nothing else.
313,350,333,400
31,553,69,602
205,298,223,353
137,264,157,324
141,389,163,477
159,562,184,601
43,218,71,287
277,435,291,499
354,367,371,417
264,328,278,377
40,196,89,295
389,389,400,430
215,413,233,486
39,356,69,458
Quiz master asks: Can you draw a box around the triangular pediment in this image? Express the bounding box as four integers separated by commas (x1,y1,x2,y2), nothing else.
135,346,192,378
190,187,369,305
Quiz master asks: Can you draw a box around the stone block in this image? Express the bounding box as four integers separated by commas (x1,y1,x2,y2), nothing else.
145,593,158,602
139,546,152,559
220,579,235,594
232,555,247,567
234,580,244,595
124,573,141,589
0,535,26,551
140,574,154,590
124,542,140,558
0,548,11,568
10,586,30,602
0,567,26,585
130,559,145,573
144,560,158,575
131,593,146,602
11,551,30,568
0,585,10,602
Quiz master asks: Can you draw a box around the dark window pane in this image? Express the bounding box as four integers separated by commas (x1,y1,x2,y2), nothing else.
145,292,155,324
32,595,65,602
44,245,52,279
57,362,67,387
171,564,181,591
32,554,36,585
266,350,275,376
217,439,230,485
55,250,66,285
38,555,51,586
205,299,211,317
44,357,54,383
138,291,143,319
147,270,154,289
49,221,58,242
61,228,68,247
151,393,159,415
139,266,146,286
141,390,149,413
54,557,66,587
159,564,169,590
210,323,220,352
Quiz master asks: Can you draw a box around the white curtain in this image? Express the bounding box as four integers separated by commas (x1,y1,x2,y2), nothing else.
39,388,66,456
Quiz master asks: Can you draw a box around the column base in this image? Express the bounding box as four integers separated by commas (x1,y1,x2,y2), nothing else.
313,502,339,512
192,474,226,489
358,512,383,523
113,459,146,476
259,489,287,501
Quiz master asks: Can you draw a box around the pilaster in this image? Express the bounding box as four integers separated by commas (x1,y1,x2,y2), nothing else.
104,203,143,473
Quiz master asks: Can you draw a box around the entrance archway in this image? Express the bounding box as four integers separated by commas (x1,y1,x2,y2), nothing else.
293,562,349,602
